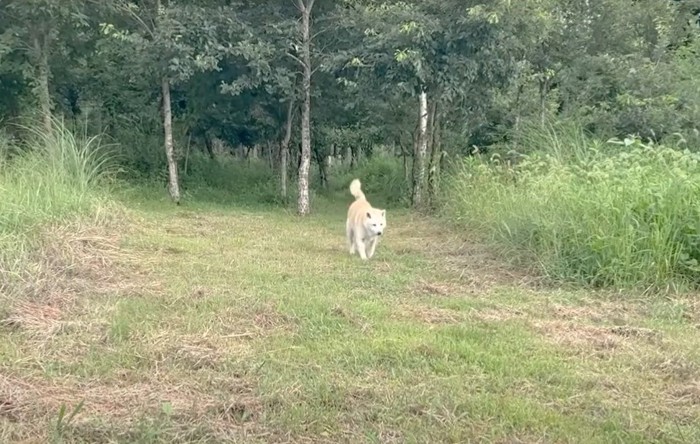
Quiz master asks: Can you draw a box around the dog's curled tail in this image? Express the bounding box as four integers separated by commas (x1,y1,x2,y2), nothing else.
349,178,365,200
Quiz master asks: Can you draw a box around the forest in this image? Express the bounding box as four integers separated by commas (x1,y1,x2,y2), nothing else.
2,0,700,442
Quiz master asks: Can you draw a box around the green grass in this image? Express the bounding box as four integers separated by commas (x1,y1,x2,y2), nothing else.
0,121,120,314
1,121,698,442
0,120,115,263
442,122,700,290
1,189,699,443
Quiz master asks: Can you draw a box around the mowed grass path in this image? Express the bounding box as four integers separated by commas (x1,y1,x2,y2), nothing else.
2,195,700,443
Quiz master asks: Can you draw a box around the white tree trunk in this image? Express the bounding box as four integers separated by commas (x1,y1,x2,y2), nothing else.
296,0,315,215
427,101,441,205
411,89,429,209
161,77,181,204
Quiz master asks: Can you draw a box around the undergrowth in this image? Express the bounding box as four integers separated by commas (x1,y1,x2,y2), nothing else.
127,150,410,210
443,123,700,291
0,120,118,294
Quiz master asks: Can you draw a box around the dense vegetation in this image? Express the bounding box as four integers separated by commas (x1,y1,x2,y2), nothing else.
1,0,700,284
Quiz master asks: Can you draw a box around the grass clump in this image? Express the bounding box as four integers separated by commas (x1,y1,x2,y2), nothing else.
0,120,117,277
443,124,700,290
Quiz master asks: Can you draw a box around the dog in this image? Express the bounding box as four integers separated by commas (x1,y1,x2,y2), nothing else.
346,179,386,260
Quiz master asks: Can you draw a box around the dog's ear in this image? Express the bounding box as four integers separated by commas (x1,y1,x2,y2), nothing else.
366,212,372,219
381,209,385,217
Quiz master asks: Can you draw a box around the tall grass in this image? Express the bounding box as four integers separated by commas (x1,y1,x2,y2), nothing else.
0,120,116,263
329,156,410,207
443,124,700,291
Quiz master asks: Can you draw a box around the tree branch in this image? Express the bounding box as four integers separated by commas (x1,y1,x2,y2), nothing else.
286,51,306,69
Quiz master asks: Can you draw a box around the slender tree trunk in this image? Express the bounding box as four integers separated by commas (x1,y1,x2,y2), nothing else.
411,89,429,209
539,77,549,126
199,131,215,159
427,102,442,205
280,98,295,199
161,77,180,204
296,0,315,215
345,145,352,166
313,148,328,189
31,32,52,134
351,145,361,168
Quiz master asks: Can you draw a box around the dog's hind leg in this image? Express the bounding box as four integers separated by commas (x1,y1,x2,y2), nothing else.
346,223,356,255
345,220,355,255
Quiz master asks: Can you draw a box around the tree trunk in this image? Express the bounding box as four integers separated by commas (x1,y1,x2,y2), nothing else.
280,98,295,200
539,77,549,126
351,145,360,168
427,102,442,206
31,32,52,134
314,148,328,189
161,77,181,204
268,141,276,169
345,145,352,166
204,133,215,159
296,0,315,215
411,89,429,209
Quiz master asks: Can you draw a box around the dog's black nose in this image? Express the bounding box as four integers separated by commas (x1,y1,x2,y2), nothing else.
377,231,383,236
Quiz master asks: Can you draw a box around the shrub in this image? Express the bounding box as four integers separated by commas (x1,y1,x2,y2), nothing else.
443,133,700,291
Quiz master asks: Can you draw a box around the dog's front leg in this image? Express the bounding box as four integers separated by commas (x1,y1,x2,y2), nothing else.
366,237,378,258
354,232,368,260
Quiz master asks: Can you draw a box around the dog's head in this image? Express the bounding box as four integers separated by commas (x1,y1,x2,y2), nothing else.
364,208,386,236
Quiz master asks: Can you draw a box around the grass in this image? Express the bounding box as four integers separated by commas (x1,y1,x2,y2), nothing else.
1,121,698,442
0,120,120,320
442,122,700,290
2,188,699,443
0,120,116,262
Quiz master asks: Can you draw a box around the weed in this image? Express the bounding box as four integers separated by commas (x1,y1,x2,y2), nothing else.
443,125,700,290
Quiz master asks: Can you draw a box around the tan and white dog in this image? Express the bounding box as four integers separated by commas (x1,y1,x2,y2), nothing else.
346,179,386,260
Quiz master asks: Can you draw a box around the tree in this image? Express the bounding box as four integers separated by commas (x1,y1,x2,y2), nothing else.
330,0,517,208
100,0,241,204
293,0,315,215
2,0,89,133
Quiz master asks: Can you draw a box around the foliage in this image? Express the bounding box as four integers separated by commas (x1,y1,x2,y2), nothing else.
330,155,410,207
444,127,700,290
